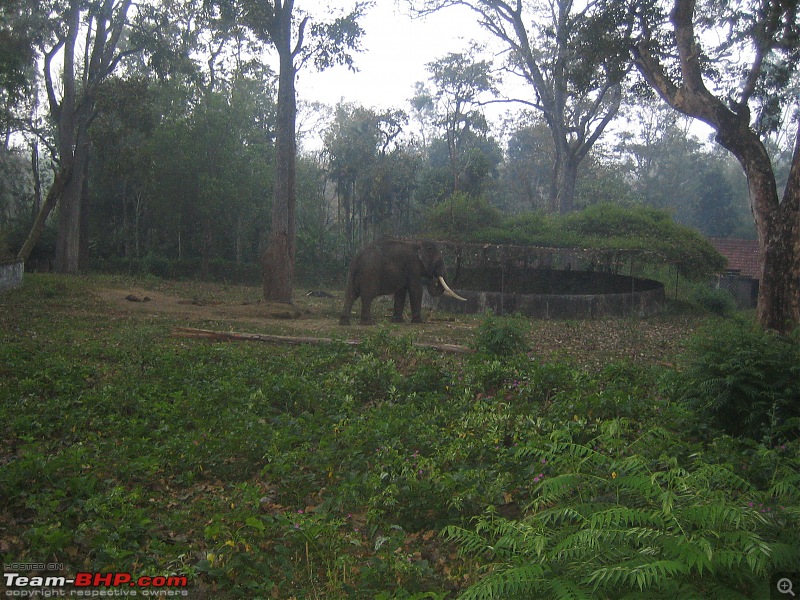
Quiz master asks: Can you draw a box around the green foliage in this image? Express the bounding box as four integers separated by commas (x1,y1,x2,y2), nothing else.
89,71,276,267
419,47,502,200
473,311,531,357
323,103,421,251
2,276,799,599
691,285,737,317
427,203,727,279
567,204,727,278
424,192,503,236
92,255,264,284
563,203,673,237
444,420,800,599
335,351,402,404
674,319,800,441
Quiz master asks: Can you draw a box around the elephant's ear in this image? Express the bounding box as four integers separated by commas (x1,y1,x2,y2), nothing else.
417,243,435,275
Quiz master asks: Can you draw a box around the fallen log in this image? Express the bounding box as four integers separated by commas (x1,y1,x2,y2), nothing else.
171,327,473,354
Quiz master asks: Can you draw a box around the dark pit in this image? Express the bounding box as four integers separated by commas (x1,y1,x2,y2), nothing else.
435,267,665,319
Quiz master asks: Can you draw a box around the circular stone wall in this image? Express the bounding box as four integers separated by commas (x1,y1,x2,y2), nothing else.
0,259,24,293
434,268,665,319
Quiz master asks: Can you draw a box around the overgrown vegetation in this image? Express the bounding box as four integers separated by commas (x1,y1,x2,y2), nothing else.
1,275,797,598
425,193,504,236
471,311,530,357
426,202,727,278
444,424,798,599
691,285,738,317
675,319,800,442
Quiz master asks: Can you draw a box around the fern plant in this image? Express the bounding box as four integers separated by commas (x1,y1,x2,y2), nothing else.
443,420,800,599
676,320,800,441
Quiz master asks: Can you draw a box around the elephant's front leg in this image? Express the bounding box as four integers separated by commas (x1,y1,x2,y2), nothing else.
392,289,407,322
339,288,357,325
409,285,424,323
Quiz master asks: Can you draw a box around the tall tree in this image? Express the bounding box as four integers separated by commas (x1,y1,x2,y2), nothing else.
616,103,749,237
241,0,367,303
500,113,555,212
631,0,800,333
325,103,414,250
325,103,380,252
412,0,631,213
421,47,496,194
16,0,143,272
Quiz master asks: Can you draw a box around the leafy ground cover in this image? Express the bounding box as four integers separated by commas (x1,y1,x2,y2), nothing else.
1,274,797,599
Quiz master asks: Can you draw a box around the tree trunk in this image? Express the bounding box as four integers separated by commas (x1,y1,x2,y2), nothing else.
55,135,90,273
55,172,81,272
749,141,800,333
550,147,578,214
79,147,91,268
262,45,297,303
30,140,41,218
708,136,797,334
120,177,130,257
631,0,800,333
23,0,132,273
17,166,71,263
235,213,243,264
757,209,799,332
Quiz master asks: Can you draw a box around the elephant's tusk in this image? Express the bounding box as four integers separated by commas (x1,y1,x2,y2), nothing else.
438,276,467,301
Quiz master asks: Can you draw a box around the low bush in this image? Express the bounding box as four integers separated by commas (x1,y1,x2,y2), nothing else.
426,203,727,279
692,285,737,316
472,311,530,357
675,319,800,441
91,255,264,284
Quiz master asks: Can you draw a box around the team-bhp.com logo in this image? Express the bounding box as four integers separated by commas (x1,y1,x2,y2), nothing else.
3,570,189,597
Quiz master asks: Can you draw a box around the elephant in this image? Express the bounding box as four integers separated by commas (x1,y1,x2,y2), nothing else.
339,238,466,325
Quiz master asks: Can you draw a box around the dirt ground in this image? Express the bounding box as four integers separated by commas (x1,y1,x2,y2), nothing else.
95,285,307,323
92,282,476,345
90,281,705,367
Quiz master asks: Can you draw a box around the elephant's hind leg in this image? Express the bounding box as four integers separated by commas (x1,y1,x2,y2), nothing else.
359,296,375,325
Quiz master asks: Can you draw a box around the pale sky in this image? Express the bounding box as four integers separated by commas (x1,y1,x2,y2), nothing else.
296,2,495,112
291,2,715,151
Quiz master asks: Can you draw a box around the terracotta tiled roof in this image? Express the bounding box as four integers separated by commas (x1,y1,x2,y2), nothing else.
708,238,762,280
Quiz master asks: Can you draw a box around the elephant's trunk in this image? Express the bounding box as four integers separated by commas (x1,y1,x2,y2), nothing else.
438,276,466,301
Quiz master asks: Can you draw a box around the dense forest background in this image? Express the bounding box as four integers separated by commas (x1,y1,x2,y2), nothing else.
0,0,789,285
